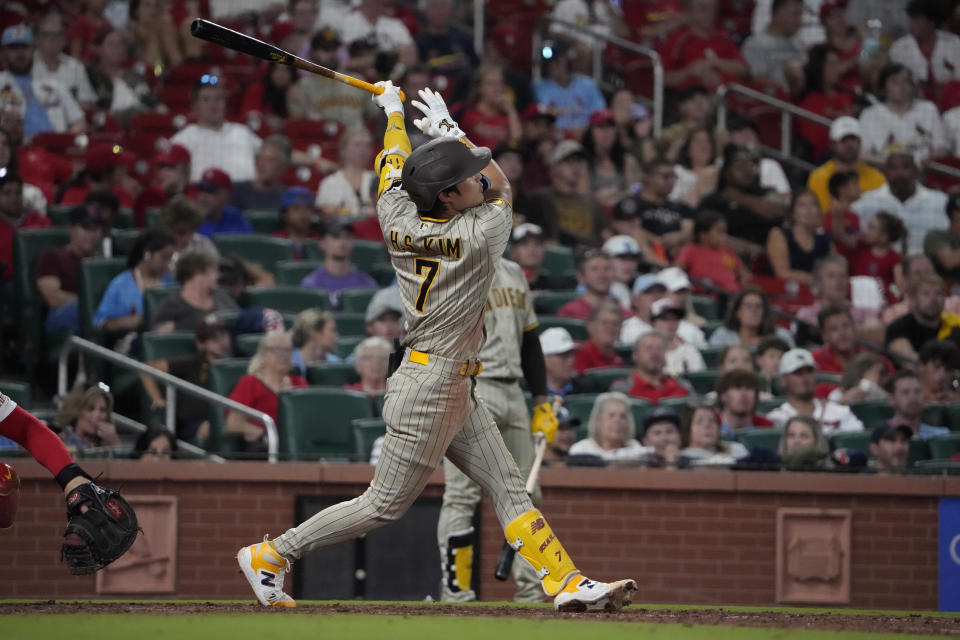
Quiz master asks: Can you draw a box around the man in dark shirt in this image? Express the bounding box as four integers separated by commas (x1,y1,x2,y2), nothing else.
35,205,103,334
152,250,238,331
229,135,291,213
195,168,252,237
415,0,477,80
886,272,960,362
614,158,693,254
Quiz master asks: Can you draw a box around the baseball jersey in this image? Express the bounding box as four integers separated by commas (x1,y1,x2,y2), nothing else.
858,99,946,162
377,188,513,360
477,259,538,380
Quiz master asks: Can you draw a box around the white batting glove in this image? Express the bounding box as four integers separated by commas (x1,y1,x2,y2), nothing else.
372,80,404,116
411,88,465,139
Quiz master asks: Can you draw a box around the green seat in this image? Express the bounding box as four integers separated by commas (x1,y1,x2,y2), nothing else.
207,358,252,452
614,344,634,364
275,260,322,286
691,295,719,321
756,397,786,413
335,335,365,359
78,258,126,340
236,333,263,357
579,367,633,393
144,208,162,228
686,369,720,395
909,438,931,466
333,311,366,337
144,285,180,328
368,262,397,287
912,460,960,475
831,431,869,452
545,271,579,290
537,316,588,341
563,394,598,441
141,331,197,362
277,387,373,460
111,229,140,256
946,404,960,430
922,405,946,427
352,240,388,273
656,395,695,411
928,433,960,460
849,401,895,427
245,286,330,313
213,234,295,272
306,363,359,386
340,288,378,313
630,399,651,430
0,379,32,409
352,417,386,461
13,228,69,374
737,428,783,453
699,346,728,368
542,245,575,275
244,209,280,234
703,319,725,337
47,204,73,226
816,373,842,386
534,291,579,314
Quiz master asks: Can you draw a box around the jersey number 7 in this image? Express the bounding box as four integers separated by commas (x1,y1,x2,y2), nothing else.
414,258,440,313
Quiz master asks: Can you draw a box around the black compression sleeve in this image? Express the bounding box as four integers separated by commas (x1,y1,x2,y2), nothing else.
520,330,548,399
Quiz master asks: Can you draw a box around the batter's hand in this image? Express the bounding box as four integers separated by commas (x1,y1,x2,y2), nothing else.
411,88,465,139
530,402,558,443
372,80,404,116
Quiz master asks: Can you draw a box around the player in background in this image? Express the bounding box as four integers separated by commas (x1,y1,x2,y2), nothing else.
236,80,636,612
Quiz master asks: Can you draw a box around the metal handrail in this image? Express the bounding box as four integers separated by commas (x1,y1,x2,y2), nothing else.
111,412,221,461
57,336,280,463
531,16,665,137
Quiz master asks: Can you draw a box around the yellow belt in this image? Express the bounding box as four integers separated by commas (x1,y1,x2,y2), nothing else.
408,349,483,376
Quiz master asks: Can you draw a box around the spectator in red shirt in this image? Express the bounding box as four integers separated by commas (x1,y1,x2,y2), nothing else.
459,65,521,150
240,63,301,133
226,331,308,455
797,44,859,160
273,187,319,259
134,143,192,224
60,143,137,209
824,170,862,239
674,209,749,292
68,0,109,63
613,330,691,403
661,0,748,90
820,0,861,93
557,250,627,320
716,369,775,436
573,302,625,375
811,305,895,375
344,337,391,413
832,208,904,295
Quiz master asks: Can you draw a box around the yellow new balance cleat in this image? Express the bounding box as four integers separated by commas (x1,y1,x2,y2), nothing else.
553,575,637,613
237,536,296,607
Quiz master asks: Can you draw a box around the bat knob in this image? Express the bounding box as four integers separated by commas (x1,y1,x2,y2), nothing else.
190,19,203,36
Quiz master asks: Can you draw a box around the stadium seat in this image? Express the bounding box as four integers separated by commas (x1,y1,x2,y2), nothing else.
306,363,360,386
737,428,783,453
756,397,786,413
78,258,126,340
928,434,960,460
849,401,895,427
284,118,345,161
275,260,322,286
143,285,180,329
236,333,263,357
245,286,330,313
340,288,378,313
534,291,579,314
579,367,633,393
352,417,386,462
909,438,931,466
277,387,373,460
141,331,197,362
686,370,720,395
831,431,869,453
244,210,281,234
335,336,365,359
691,295,719,321
352,240,389,273
657,396,695,411
0,379,32,409
564,394,598,441
537,316,587,341
112,229,140,256
207,358,252,452
368,262,397,287
333,312,366,337
212,235,295,272
630,399,651,431
13,228,70,374
912,459,960,474
700,346,728,368
541,245,574,275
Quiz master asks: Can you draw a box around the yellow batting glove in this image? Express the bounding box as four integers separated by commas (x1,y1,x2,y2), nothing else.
531,402,558,443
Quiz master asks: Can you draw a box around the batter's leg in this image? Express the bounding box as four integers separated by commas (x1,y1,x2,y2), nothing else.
436,457,481,601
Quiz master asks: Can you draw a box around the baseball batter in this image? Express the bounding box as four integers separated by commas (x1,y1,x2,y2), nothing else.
437,257,554,603
237,81,636,612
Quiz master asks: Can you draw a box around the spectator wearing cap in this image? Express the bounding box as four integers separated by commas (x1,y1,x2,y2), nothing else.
159,197,218,263
316,127,377,219
171,77,262,182
886,273,960,362
640,406,684,468
31,11,96,109
868,424,911,473
540,327,584,398
917,339,960,403
710,286,795,348
151,249,238,332
35,205,103,334
620,273,666,347
519,103,558,192
602,235,646,308
416,0,478,79
572,301,625,375
0,171,51,285
134,144,191,222
617,158,693,255
509,223,551,292
795,255,882,342
290,308,343,376
582,108,641,210
364,285,404,342
661,0,747,91
557,250,627,321
651,298,706,376
60,143,136,209
86,27,163,124
613,330,691,403
659,267,707,341
885,369,950,439
812,304,894,374
741,0,808,95
797,45,859,160
144,314,232,440
0,24,85,139
716,369,776,436
330,0,417,67
766,348,864,436
569,391,647,462
273,187,319,259
924,193,960,285
532,40,606,136
301,220,377,309
675,209,749,293
230,135,292,213
658,85,714,162
543,406,580,464
807,116,886,212
889,0,960,94
459,65,521,151
680,403,748,466
194,168,253,237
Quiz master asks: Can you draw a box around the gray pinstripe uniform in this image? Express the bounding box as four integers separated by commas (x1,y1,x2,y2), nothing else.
272,185,533,561
437,258,542,602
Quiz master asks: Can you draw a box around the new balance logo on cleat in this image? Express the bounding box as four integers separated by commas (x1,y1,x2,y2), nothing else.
260,571,276,587
237,538,296,608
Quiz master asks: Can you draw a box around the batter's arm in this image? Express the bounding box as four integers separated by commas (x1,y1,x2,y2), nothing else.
372,81,412,197
520,329,548,405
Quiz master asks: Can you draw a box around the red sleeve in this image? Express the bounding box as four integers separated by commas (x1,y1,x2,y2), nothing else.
35,249,61,280
715,35,744,61
290,375,309,388
659,30,685,70
228,375,259,407
240,83,266,118
674,244,692,269
0,404,74,477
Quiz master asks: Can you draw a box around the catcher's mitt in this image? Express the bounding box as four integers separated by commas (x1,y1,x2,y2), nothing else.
61,482,139,575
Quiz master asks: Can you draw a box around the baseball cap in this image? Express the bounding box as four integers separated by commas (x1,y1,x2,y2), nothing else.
68,205,105,229
196,167,232,192
155,143,191,167
1,25,33,47
779,348,817,375
632,273,667,296
658,266,692,292
522,103,557,122
612,195,641,221
195,314,229,340
589,108,615,127
85,143,134,173
870,423,912,443
819,0,848,20
319,218,355,236
539,327,576,355
555,406,581,429
281,186,315,210
642,406,680,431
830,116,861,142
365,286,404,323
512,222,544,243
550,140,585,165
650,297,685,320
602,234,641,258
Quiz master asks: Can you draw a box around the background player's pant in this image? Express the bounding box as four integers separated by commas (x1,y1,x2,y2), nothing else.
273,356,533,560
437,378,542,602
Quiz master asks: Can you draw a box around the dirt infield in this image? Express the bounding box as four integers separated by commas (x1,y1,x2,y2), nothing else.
3,601,959,635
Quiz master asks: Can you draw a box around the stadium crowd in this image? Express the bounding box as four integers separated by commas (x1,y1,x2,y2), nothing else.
2,0,960,472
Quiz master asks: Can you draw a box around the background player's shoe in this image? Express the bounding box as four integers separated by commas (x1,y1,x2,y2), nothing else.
237,537,296,607
553,576,637,612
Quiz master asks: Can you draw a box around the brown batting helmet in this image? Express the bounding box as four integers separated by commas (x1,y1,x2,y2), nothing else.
401,138,491,212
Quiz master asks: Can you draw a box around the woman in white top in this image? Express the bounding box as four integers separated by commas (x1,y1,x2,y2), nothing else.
680,404,748,466
569,392,647,462
315,127,377,218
